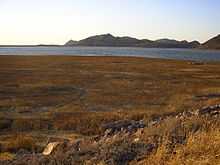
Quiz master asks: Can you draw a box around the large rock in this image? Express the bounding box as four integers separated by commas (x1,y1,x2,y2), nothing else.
42,142,61,155
102,120,146,136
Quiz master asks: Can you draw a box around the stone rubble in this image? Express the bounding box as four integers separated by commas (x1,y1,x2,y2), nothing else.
3,104,219,165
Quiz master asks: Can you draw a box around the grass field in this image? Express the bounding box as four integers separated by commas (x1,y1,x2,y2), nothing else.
0,56,220,164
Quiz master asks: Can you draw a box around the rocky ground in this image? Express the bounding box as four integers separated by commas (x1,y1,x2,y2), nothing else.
1,104,219,165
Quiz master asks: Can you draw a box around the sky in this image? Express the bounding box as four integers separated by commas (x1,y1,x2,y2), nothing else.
0,0,219,45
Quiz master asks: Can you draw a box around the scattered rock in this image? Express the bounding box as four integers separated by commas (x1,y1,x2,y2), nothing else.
102,120,146,136
198,104,220,116
42,142,61,155
5,104,220,165
147,118,162,127
175,111,194,119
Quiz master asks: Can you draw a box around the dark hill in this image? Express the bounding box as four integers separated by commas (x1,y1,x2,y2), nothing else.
77,34,142,47
202,34,220,49
65,40,78,46
154,39,200,48
64,34,200,48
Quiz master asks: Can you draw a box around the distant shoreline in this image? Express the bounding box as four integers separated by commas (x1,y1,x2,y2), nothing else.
0,33,219,49
0,45,216,50
0,47,220,62
0,45,61,47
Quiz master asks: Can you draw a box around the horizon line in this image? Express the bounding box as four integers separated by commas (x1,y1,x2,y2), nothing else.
0,33,219,46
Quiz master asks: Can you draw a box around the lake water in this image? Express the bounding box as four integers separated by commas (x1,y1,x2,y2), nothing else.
0,46,220,61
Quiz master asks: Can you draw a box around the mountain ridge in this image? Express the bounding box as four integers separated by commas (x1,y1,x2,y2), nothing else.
201,34,220,49
65,34,201,48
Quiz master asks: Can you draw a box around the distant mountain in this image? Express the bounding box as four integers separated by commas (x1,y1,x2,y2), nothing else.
65,40,78,46
77,34,142,47
202,34,220,49
65,34,200,48
190,41,201,48
155,39,181,44
154,39,200,48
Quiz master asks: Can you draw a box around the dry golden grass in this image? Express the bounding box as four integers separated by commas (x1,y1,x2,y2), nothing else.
171,130,220,165
0,56,220,160
1,55,220,117
2,134,37,153
136,119,220,165
138,129,220,165
0,152,15,161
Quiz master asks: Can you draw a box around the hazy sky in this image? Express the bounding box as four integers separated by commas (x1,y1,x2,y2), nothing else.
0,0,219,45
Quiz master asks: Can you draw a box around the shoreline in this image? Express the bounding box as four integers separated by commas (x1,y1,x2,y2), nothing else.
0,47,220,62
1,45,220,51
0,55,220,64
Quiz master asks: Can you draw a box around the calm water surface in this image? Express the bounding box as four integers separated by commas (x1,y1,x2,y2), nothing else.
0,47,220,61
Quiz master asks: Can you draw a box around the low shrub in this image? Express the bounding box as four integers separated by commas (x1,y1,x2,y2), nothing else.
0,152,15,161
11,119,51,131
0,119,12,130
3,135,37,153
53,112,122,135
